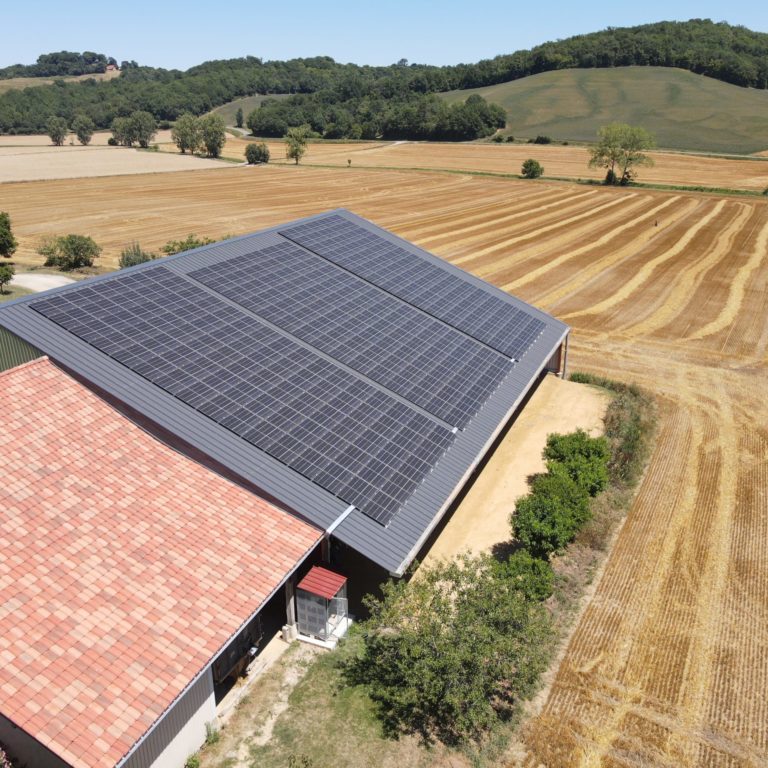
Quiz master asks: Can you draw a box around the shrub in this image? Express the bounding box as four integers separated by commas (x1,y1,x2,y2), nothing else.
107,136,118,146
506,135,515,142
492,549,554,601
544,429,610,497
491,133,504,143
245,142,270,164
513,467,591,558
763,186,768,196
161,234,215,256
38,234,101,270
521,158,544,178
204,721,219,745
347,554,552,744
533,134,552,144
184,756,200,768
119,242,156,269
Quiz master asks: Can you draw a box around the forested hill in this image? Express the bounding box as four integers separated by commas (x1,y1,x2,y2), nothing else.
1,19,766,138
0,51,115,79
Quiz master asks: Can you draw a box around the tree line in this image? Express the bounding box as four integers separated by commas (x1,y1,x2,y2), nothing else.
1,20,767,137
0,51,115,79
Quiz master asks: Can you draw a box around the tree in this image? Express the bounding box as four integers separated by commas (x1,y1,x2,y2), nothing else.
111,116,135,146
589,123,655,185
198,114,226,158
285,125,310,164
37,234,101,270
46,116,68,146
0,263,14,294
130,110,156,148
0,211,17,258
521,158,544,178
72,114,95,145
235,107,244,128
346,554,552,744
171,113,201,154
119,242,156,269
245,142,270,164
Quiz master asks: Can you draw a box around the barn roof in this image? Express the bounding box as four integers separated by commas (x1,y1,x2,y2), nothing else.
0,358,322,768
0,209,568,574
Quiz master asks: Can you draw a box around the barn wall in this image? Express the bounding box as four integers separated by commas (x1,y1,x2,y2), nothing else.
0,714,72,768
122,669,216,768
0,326,42,372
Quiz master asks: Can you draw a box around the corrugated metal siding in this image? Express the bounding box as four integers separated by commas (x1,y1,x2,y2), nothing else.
0,210,569,575
0,326,42,372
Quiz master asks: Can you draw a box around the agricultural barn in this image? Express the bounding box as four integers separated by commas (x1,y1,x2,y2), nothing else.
0,210,568,768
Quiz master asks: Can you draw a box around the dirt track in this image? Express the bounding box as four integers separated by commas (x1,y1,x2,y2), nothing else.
2,164,767,765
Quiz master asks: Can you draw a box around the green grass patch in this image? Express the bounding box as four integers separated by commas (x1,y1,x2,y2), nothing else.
441,67,768,154
0,283,33,303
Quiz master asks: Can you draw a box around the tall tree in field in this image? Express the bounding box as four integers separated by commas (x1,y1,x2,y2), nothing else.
0,212,17,258
285,125,310,165
111,116,135,146
171,113,201,154
46,116,68,146
589,123,655,185
130,111,157,148
72,114,95,145
235,107,244,128
199,114,226,158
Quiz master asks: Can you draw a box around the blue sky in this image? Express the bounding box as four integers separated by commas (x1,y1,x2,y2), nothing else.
4,1,767,70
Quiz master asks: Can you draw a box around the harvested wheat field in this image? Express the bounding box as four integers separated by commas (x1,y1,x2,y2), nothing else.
3,165,767,765
210,136,768,192
0,135,219,182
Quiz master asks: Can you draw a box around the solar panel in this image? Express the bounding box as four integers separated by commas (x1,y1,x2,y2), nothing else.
31,268,455,526
190,241,512,428
280,215,546,360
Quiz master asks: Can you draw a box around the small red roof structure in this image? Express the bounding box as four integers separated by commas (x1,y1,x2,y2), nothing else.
297,565,347,600
0,358,322,768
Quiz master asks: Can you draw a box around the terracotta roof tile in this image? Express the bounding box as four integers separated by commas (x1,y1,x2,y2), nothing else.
0,359,322,768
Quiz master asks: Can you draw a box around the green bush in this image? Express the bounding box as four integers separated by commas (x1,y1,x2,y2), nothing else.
119,242,156,269
506,135,515,142
347,554,552,744
513,467,591,558
161,234,215,256
107,136,118,146
38,234,101,270
533,134,552,144
491,133,504,143
184,756,200,768
245,142,270,164
492,549,554,601
544,429,610,497
521,158,544,178
0,263,15,294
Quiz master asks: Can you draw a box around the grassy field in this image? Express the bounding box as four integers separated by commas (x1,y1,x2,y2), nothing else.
0,283,32,303
3,164,768,764
442,67,768,154
0,69,120,94
210,93,289,125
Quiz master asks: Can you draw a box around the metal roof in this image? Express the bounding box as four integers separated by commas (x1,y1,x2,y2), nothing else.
0,209,569,574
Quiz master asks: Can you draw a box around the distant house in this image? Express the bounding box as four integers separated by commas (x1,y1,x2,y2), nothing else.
0,210,569,767
105,63,119,72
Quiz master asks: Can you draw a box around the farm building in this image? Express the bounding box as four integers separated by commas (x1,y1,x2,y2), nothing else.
0,210,568,768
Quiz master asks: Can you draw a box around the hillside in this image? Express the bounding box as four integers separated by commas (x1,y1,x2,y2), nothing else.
442,67,768,154
210,93,288,124
0,70,120,95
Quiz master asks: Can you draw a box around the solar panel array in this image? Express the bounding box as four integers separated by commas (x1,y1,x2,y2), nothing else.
281,214,545,359
31,268,455,525
191,241,512,428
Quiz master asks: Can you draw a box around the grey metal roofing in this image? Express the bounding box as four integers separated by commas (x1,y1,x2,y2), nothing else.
0,209,568,574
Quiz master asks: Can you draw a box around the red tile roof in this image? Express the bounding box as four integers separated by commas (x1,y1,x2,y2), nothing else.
0,358,322,768
297,566,347,600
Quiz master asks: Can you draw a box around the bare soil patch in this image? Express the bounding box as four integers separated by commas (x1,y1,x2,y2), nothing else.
420,375,609,566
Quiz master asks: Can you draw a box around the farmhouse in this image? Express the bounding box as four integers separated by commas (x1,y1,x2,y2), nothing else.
0,210,568,768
